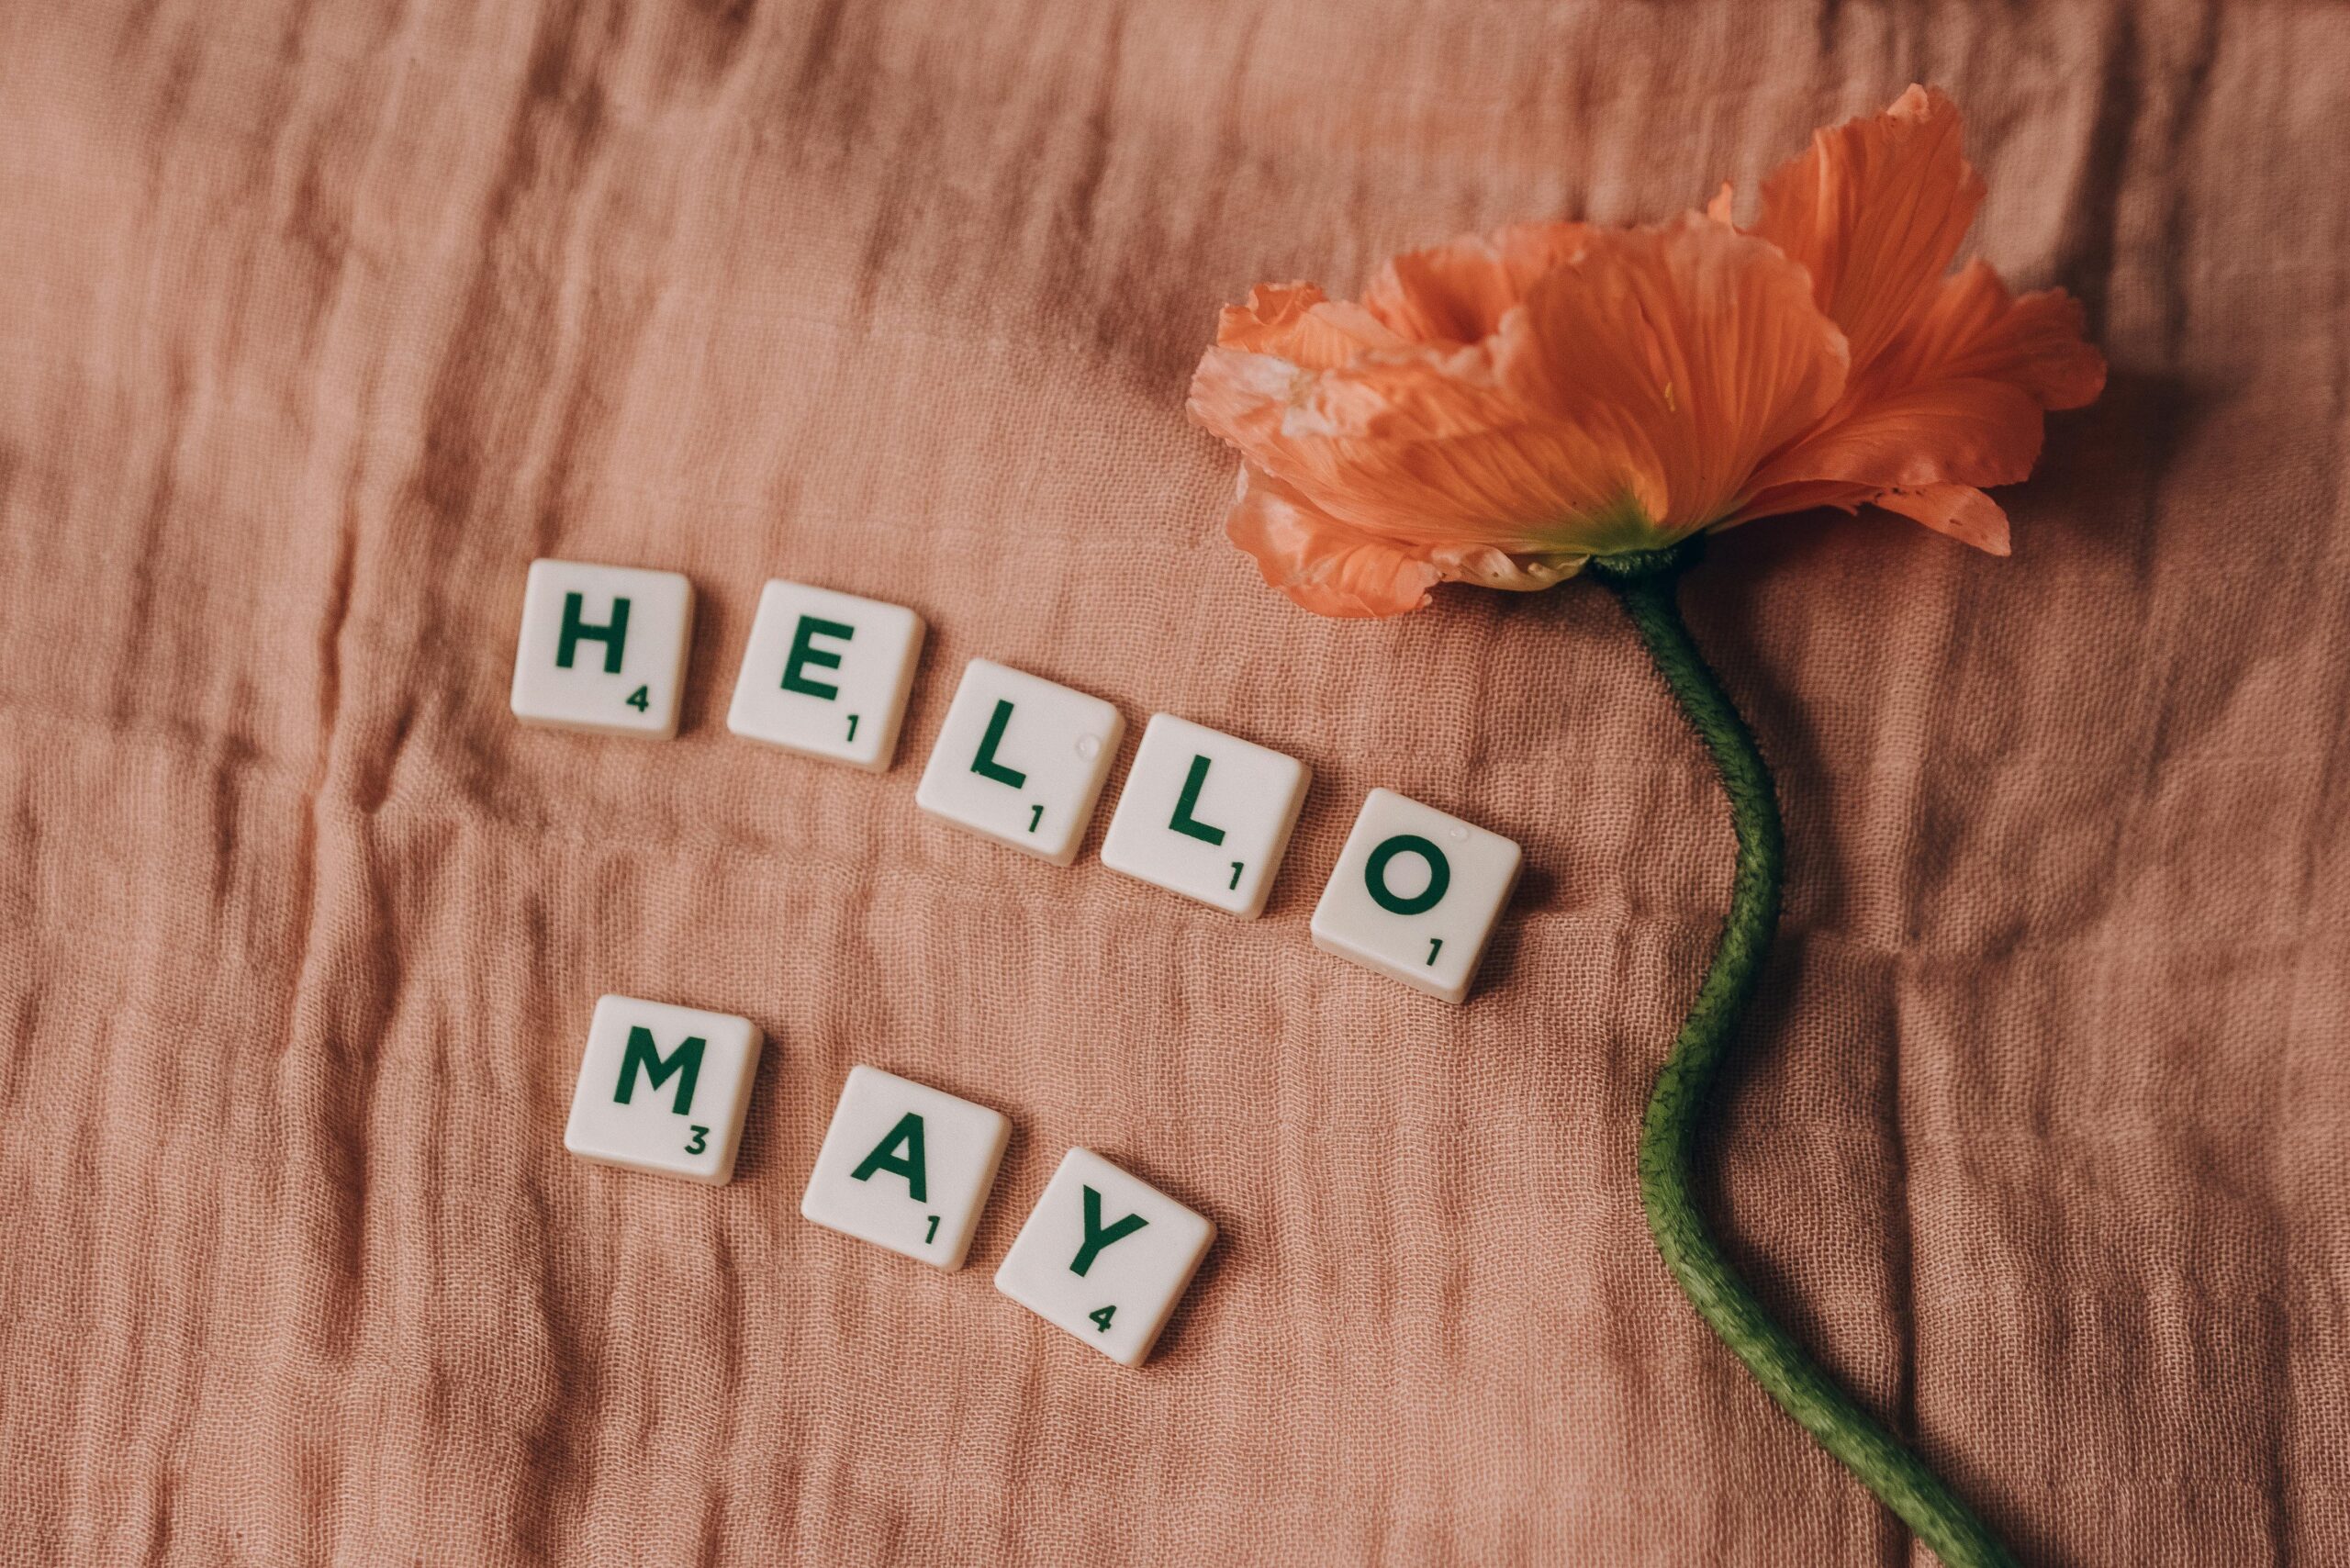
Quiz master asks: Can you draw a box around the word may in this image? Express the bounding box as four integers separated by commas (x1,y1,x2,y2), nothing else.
511,559,1522,1003
565,997,1212,1366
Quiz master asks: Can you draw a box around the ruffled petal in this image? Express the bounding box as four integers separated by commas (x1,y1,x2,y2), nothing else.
1360,221,1591,343
1214,283,1407,370
1219,465,1586,617
1737,261,2106,519
1497,214,1852,529
1190,216,1851,559
1189,335,1668,553
1872,483,2011,554
1739,84,1983,375
1745,378,2045,499
1885,263,2105,410
1220,464,1447,617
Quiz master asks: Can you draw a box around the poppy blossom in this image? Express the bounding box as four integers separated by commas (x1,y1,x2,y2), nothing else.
1187,86,2105,617
1184,87,2102,1568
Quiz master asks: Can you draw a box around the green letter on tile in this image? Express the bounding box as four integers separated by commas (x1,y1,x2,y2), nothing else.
781,615,856,700
971,699,1027,789
850,1111,929,1202
557,591,631,674
1365,834,1449,916
614,1026,704,1115
1070,1185,1148,1277
1168,755,1226,846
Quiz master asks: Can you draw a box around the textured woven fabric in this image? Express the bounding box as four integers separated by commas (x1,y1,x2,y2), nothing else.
2,1,2344,1562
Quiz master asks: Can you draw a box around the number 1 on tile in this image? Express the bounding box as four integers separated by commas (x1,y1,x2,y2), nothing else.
725,581,926,771
799,1067,1013,1272
1098,713,1310,921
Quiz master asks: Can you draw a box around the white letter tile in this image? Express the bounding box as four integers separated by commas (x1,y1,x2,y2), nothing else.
800,1066,1011,1271
994,1148,1214,1367
509,559,693,738
1310,788,1522,1004
1100,713,1309,919
914,659,1124,866
726,581,925,771
563,995,762,1184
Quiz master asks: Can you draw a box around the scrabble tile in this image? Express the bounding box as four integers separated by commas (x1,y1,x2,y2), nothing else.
799,1066,1011,1270
1100,714,1310,918
1310,788,1523,1004
726,581,925,771
994,1148,1214,1367
509,559,694,738
914,659,1125,867
563,995,761,1184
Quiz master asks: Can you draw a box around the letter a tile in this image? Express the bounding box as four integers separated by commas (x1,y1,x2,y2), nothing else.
994,1148,1214,1367
800,1066,1012,1270
563,995,762,1184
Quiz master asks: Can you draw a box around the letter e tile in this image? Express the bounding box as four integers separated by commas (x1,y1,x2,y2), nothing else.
726,581,925,771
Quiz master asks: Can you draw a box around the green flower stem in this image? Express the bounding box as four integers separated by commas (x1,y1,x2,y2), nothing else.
1587,541,2018,1568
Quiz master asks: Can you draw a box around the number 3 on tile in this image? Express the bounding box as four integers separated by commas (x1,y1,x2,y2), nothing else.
685,1125,710,1155
1088,1304,1116,1333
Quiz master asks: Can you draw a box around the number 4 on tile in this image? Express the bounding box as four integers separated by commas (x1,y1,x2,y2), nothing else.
995,1148,1214,1367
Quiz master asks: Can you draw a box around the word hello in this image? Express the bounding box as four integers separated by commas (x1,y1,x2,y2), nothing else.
510,559,1524,1002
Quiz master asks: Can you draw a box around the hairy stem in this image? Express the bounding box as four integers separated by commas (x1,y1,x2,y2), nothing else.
1588,541,2019,1568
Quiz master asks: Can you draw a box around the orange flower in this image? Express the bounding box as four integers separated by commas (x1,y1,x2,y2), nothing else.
1187,86,2106,617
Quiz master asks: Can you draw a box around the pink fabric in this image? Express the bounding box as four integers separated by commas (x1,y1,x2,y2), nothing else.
1,1,2343,1562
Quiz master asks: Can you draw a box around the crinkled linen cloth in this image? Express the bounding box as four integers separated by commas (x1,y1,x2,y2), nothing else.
1,0,2344,1562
